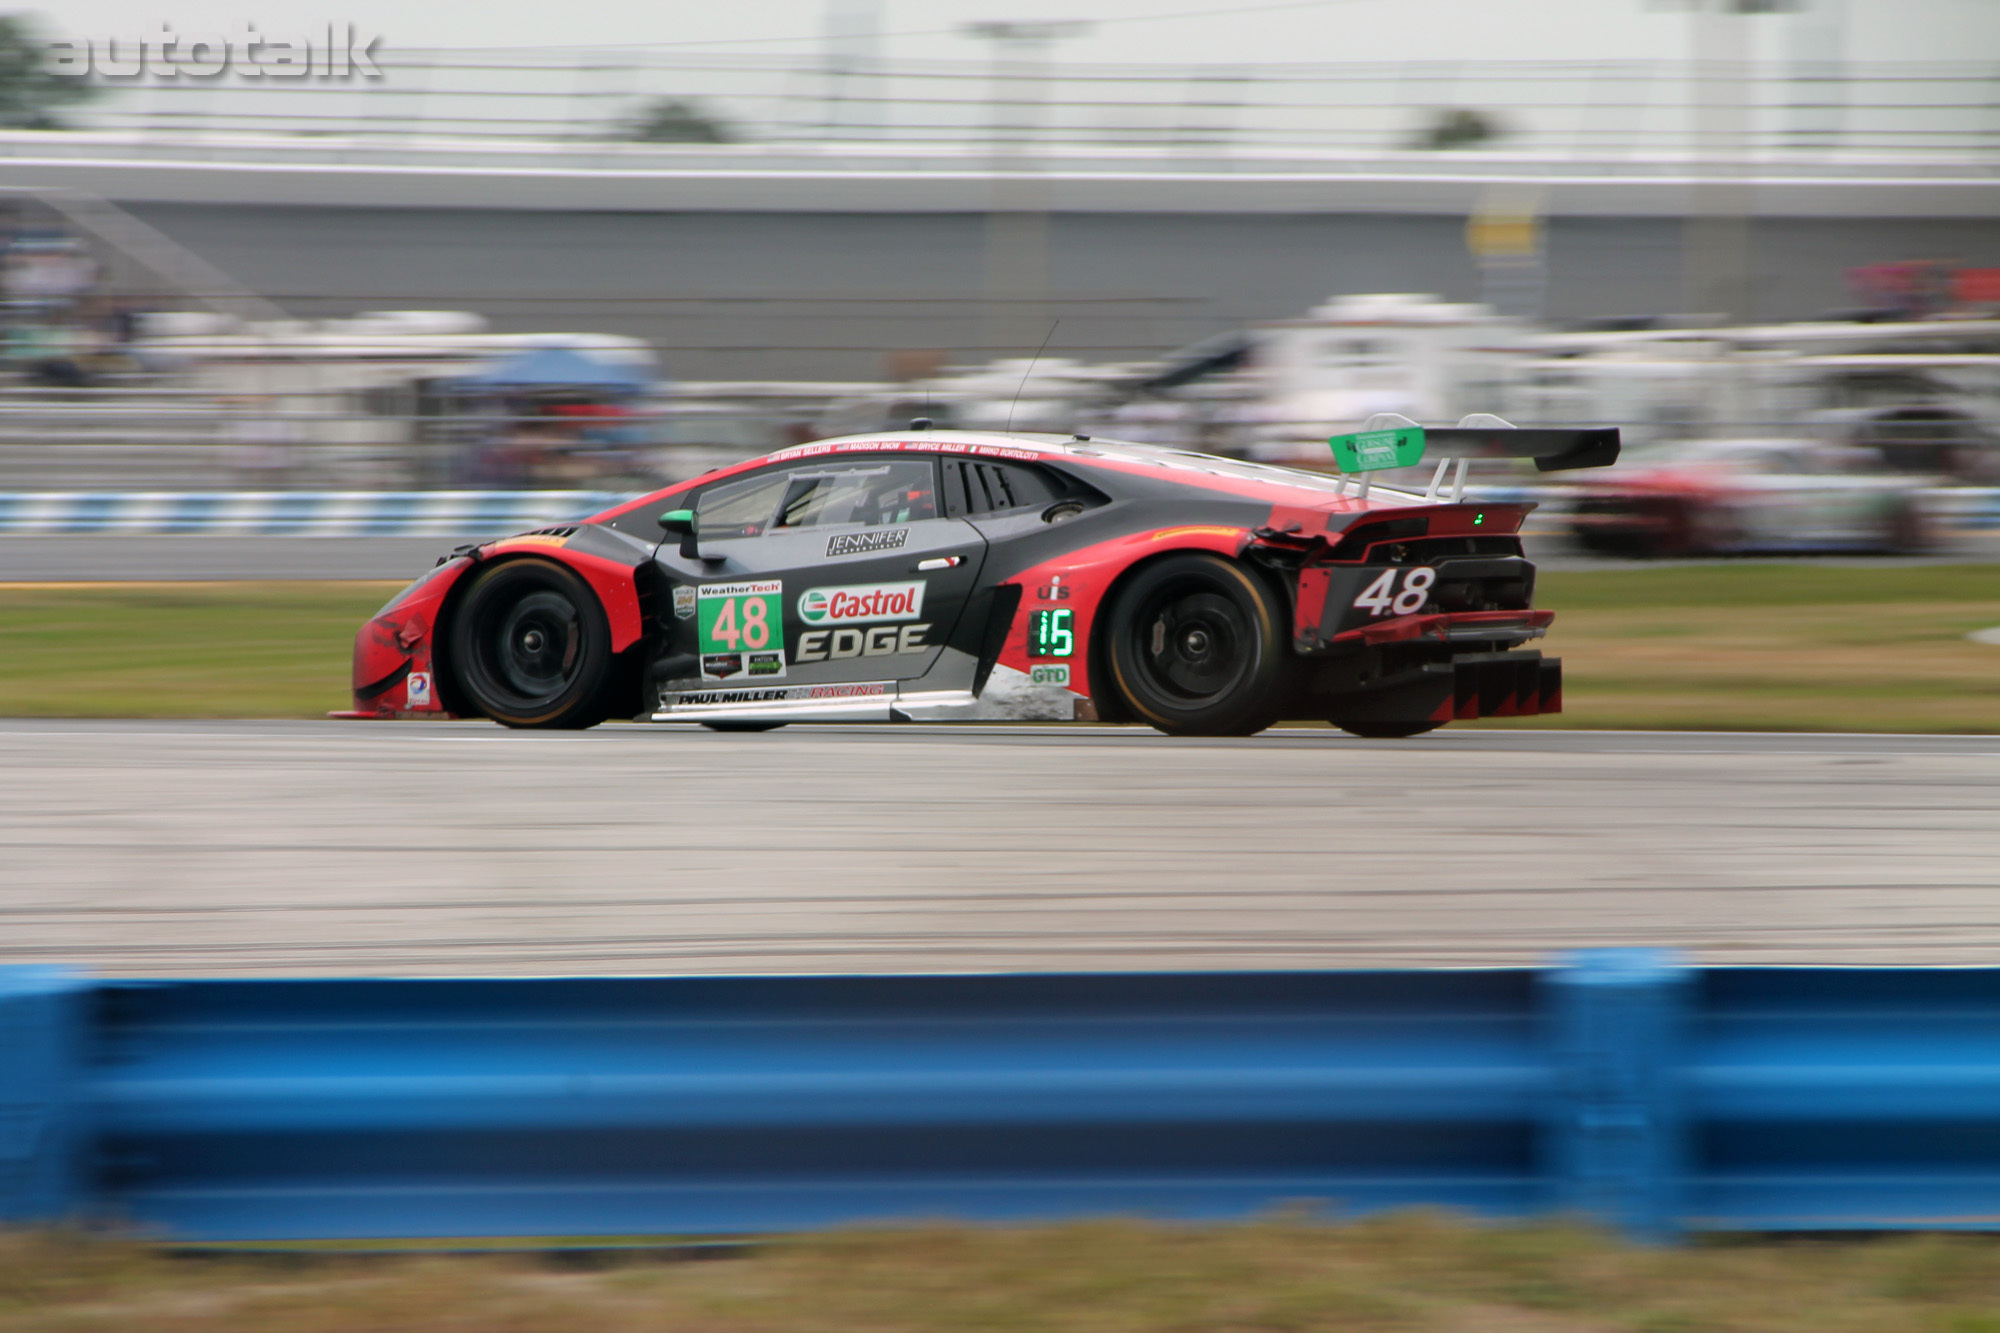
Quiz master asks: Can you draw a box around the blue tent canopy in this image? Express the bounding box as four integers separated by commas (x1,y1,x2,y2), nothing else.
453,346,652,394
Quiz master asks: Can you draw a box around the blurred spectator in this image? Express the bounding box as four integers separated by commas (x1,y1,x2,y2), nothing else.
1,229,114,386
224,395,303,486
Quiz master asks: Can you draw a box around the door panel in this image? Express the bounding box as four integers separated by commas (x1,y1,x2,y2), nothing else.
654,458,988,690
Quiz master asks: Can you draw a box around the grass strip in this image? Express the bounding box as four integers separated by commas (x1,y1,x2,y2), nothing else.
7,1215,2000,1332
1492,562,2000,732
0,581,396,719
0,565,1996,729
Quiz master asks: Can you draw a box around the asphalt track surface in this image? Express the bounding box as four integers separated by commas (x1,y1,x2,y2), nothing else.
4,720,1997,978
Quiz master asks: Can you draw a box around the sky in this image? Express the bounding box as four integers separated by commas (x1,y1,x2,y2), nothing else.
29,0,1997,68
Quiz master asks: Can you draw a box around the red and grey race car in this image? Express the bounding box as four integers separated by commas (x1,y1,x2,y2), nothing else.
340,420,1617,737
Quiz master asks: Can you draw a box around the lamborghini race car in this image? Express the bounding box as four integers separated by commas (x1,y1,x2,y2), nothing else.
339,417,1619,737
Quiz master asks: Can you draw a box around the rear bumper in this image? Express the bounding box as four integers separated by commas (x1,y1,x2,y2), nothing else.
1325,609,1553,650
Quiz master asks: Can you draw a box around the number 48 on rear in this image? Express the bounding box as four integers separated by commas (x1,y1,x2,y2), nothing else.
1352,567,1436,618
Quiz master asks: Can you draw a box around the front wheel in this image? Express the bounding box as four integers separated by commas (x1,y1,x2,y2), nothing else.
448,558,612,728
1104,553,1291,736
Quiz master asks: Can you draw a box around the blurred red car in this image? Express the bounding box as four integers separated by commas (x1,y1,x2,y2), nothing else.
1568,439,1933,558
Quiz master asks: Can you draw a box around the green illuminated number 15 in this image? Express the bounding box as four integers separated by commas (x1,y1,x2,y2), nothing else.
1034,608,1074,657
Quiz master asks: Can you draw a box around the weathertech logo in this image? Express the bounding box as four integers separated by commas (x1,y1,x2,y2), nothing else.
797,581,925,624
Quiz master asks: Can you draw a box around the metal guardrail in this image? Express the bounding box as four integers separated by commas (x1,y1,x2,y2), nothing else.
4,952,2000,1243
47,53,2000,161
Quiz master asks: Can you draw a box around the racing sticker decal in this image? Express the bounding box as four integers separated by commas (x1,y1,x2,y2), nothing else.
698,580,786,681
795,582,930,662
1352,567,1435,618
405,671,433,706
672,682,890,707
827,528,908,558
795,624,931,663
770,439,1041,464
672,584,697,620
1029,664,1070,688
798,582,925,624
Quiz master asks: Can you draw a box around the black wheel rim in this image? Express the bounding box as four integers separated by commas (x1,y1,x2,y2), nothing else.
477,588,582,708
1132,587,1252,705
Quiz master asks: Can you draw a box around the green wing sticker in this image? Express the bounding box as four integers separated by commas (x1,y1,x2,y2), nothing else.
1329,425,1426,473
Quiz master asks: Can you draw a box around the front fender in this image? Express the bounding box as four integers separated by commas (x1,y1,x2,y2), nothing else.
336,539,650,720
478,539,646,653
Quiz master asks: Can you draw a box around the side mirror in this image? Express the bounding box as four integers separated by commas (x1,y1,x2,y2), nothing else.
658,508,700,560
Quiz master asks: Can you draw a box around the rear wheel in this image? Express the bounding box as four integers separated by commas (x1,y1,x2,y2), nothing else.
449,558,612,729
1104,553,1291,737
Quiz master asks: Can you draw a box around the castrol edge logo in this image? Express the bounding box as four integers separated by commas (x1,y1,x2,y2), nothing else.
797,581,925,625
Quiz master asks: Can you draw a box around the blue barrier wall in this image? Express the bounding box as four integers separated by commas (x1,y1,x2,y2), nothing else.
0,492,635,537
2,489,1998,538
3,953,1998,1242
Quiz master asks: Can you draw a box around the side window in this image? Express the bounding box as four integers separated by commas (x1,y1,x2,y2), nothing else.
943,459,1062,516
695,470,790,540
773,460,939,530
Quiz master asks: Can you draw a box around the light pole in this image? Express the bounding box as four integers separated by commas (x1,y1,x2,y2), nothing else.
1680,0,1792,323
962,20,1092,360
820,0,882,139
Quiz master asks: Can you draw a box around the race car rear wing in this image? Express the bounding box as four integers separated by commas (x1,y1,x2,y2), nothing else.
1412,414,1621,472
1329,413,1622,503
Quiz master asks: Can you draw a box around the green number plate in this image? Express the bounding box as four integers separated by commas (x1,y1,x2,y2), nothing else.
696,580,786,681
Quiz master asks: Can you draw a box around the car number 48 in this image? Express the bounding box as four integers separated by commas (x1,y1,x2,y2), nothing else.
1353,567,1436,617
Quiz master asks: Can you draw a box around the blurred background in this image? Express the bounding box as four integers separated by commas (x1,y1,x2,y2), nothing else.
0,0,1994,560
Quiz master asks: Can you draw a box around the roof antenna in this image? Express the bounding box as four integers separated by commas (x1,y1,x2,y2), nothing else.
1006,319,1060,434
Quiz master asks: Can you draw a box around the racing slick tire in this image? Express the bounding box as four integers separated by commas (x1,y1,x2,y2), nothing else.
1332,719,1441,739
1104,553,1291,737
448,557,613,729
